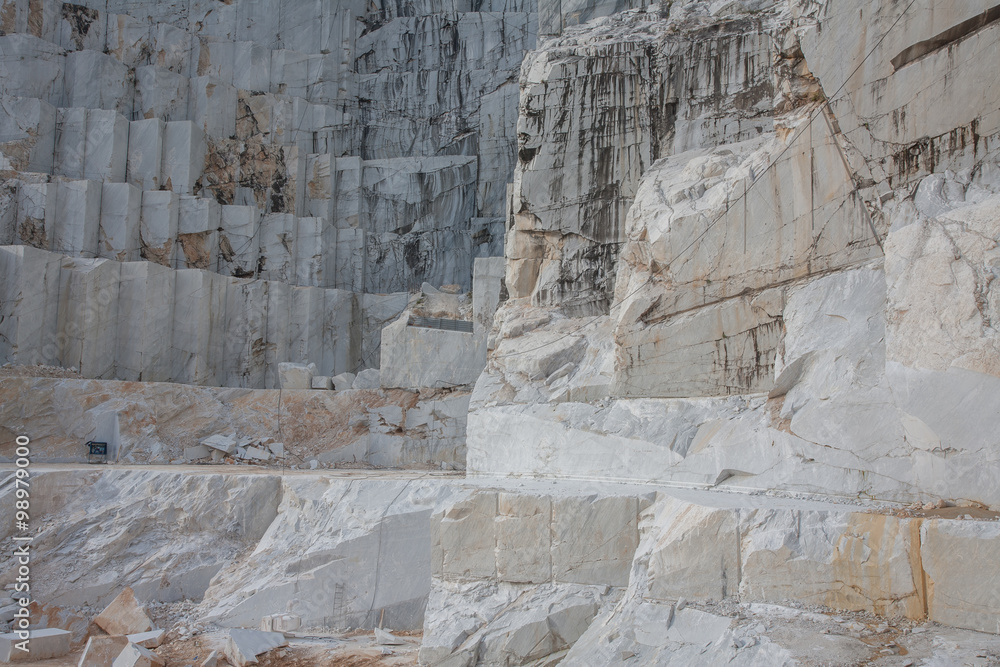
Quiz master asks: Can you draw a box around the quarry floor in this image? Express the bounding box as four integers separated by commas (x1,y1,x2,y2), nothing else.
6,465,1000,666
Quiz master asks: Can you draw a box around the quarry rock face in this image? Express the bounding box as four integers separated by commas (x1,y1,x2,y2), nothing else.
0,0,532,386
2,0,1000,665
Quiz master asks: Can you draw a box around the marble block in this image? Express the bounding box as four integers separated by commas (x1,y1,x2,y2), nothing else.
52,178,102,258
57,256,120,379
139,190,179,267
127,119,165,191
161,121,205,195
100,182,142,262
117,261,175,382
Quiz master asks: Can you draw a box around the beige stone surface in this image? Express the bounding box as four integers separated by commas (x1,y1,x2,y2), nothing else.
551,496,639,587
496,493,551,584
435,492,497,580
922,518,1000,634
94,588,154,636
77,635,130,667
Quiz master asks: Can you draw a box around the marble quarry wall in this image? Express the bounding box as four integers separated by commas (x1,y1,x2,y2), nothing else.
429,0,1000,659
3,0,1000,665
0,0,537,386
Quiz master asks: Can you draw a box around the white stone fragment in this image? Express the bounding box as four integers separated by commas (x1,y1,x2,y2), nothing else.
111,642,164,667
0,628,71,662
331,372,356,391
352,368,381,390
224,629,287,667
127,629,165,649
201,434,238,455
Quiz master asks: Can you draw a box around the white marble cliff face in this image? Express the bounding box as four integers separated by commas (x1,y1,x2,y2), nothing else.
508,5,777,315
473,0,1000,510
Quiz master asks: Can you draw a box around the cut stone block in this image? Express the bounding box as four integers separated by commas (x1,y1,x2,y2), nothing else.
201,434,237,455
333,226,364,291
293,216,325,286
139,190,179,268
111,642,164,667
134,66,189,122
218,205,260,277
100,183,142,262
77,635,130,667
0,245,62,366
244,446,270,461
117,261,175,382
200,650,219,667
278,362,316,390
188,76,237,140
0,628,71,662
85,110,130,182
52,178,102,257
64,50,133,115
288,286,324,368
176,196,220,270
352,368,381,391
922,519,1000,634
184,445,211,460
161,121,205,195
264,280,290,389
331,372,356,391
224,629,287,667
94,587,154,636
258,213,296,283
232,41,271,92
380,315,485,389
0,35,66,106
434,491,498,580
14,180,55,249
172,269,228,385
57,256,120,379
551,496,639,587
0,96,56,173
222,277,268,388
127,119,165,191
497,494,552,584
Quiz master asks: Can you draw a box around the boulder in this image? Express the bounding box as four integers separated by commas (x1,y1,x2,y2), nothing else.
77,635,129,667
224,629,287,667
352,368,381,390
111,642,164,667
93,588,153,636
278,362,316,390
0,628,71,662
200,434,237,455
126,629,165,649
331,372,356,391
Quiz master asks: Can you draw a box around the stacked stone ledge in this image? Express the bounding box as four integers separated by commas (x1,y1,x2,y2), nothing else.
0,0,539,388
